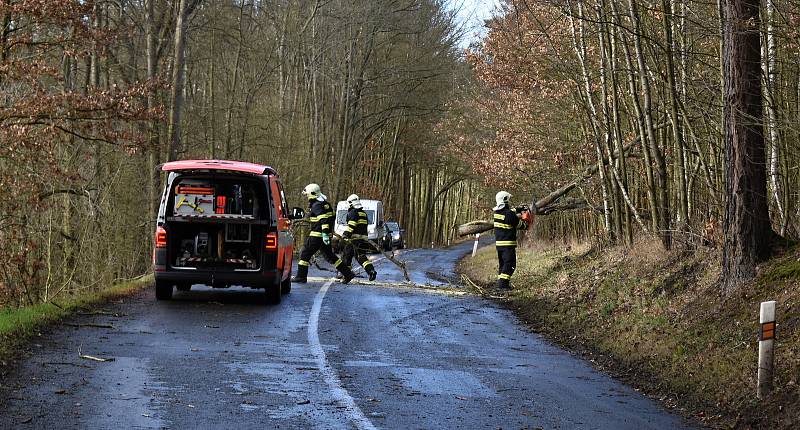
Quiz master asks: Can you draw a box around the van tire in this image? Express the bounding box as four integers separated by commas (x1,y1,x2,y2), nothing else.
281,276,291,294
155,280,173,300
265,283,281,305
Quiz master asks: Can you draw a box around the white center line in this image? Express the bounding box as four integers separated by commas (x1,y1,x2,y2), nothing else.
307,280,378,430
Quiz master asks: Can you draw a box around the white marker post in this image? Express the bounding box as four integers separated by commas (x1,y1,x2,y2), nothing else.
472,233,480,257
758,300,776,400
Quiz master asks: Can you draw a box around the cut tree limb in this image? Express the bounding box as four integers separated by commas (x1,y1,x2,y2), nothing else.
457,125,665,237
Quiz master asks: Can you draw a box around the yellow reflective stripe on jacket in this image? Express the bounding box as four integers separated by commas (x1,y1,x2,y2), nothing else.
309,231,323,237
494,222,513,229
496,240,517,247
345,226,354,233
348,220,358,226
321,224,330,230
298,260,310,267
493,213,506,220
498,273,511,280
357,220,368,224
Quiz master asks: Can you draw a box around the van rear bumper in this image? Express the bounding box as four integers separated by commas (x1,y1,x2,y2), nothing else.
154,269,282,288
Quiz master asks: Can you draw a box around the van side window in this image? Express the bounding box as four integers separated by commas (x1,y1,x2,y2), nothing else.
278,183,288,218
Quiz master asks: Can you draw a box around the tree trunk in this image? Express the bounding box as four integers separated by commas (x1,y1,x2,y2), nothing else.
721,0,774,291
763,0,786,234
628,0,671,248
167,0,191,161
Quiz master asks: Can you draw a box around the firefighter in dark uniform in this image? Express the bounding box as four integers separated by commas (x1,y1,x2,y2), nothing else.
493,191,531,289
292,183,355,284
341,194,378,281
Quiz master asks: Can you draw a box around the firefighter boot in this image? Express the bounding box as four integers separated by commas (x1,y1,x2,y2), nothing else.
292,262,309,283
497,277,511,290
365,263,377,281
337,263,355,284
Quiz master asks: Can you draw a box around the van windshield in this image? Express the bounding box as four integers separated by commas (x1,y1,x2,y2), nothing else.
336,209,376,225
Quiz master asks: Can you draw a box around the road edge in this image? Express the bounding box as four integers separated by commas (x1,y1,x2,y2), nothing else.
0,275,153,371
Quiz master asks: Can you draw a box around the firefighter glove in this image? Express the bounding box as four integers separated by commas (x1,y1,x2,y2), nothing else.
322,233,331,246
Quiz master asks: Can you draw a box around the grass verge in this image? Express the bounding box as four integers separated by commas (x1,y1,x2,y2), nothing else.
0,275,153,368
459,241,800,429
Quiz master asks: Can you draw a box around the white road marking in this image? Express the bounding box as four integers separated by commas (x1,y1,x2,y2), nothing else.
307,280,378,430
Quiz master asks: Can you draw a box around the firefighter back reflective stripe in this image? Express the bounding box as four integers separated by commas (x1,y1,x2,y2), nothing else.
346,207,369,236
309,200,334,234
494,204,525,247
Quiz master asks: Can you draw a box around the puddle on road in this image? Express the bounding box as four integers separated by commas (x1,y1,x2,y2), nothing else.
223,344,356,428
391,367,497,398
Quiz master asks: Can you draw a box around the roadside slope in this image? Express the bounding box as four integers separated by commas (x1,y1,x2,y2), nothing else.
460,241,800,429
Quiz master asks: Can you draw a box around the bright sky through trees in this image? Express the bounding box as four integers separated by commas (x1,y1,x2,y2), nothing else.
450,0,501,48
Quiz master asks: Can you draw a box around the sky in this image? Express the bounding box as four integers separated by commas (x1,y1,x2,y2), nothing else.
449,0,502,48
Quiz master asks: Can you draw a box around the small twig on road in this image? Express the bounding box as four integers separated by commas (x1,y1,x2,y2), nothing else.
461,274,484,294
79,354,115,362
77,345,115,362
42,362,92,369
65,323,114,329
77,310,126,317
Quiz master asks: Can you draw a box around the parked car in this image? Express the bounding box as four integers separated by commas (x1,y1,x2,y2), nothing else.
333,199,385,251
152,160,304,304
382,221,405,250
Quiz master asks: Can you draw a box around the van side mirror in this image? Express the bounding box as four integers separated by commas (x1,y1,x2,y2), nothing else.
289,207,305,220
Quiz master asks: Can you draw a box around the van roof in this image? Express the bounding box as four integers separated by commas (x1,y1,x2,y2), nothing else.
161,160,277,176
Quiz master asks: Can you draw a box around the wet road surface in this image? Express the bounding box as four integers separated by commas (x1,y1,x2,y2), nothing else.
0,242,694,429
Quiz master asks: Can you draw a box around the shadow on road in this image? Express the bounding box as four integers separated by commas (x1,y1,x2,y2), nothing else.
167,285,278,306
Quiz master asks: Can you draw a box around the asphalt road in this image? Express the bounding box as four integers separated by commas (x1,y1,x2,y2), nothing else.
0,241,694,429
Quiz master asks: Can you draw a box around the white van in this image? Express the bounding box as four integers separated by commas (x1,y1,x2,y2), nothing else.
334,199,385,244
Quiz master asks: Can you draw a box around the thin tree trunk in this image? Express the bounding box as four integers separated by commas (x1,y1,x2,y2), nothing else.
662,0,689,225
628,0,671,248
569,1,613,238
167,0,191,161
763,0,786,234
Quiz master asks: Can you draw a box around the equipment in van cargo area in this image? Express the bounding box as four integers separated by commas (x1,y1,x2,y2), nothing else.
174,180,215,215
173,224,259,270
171,179,256,217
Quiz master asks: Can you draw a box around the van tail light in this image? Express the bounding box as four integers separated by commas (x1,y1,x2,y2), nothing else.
265,232,278,251
155,226,167,248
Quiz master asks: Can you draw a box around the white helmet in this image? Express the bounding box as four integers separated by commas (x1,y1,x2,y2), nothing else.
494,191,512,210
347,194,363,209
302,183,326,201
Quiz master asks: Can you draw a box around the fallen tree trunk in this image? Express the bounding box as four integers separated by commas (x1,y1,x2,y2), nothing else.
457,221,494,236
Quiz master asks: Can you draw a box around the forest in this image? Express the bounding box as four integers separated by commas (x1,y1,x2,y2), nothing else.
2,0,798,306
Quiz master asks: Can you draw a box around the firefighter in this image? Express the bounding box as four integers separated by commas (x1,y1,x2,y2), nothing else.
292,183,355,284
341,194,378,281
493,191,531,289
